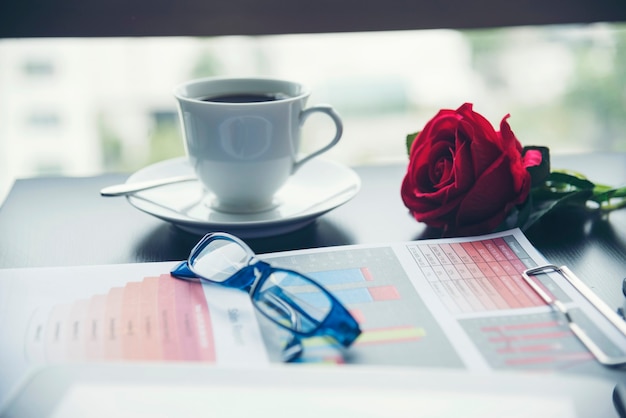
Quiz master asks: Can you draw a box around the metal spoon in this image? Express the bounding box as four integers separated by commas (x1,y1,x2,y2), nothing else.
100,175,197,197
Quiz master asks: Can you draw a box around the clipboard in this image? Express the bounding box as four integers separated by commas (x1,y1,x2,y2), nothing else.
523,264,626,367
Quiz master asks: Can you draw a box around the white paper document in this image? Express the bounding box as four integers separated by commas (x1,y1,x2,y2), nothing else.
1,229,625,408
0,262,269,406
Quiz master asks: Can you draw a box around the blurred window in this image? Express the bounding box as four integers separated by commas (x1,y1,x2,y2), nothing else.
1,23,625,202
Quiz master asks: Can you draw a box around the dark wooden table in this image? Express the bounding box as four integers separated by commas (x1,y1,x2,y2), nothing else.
1,153,625,313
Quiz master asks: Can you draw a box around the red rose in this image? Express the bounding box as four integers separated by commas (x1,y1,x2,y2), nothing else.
401,103,541,236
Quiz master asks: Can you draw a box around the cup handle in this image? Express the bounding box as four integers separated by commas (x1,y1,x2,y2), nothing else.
293,105,343,172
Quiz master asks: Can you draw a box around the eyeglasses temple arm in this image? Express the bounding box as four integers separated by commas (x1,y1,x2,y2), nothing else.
320,303,361,347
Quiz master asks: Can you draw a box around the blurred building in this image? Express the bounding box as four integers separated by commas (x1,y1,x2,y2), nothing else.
0,38,199,202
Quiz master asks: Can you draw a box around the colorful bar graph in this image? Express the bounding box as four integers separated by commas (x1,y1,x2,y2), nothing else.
308,267,374,285
29,275,217,363
356,326,426,345
291,285,402,306
301,326,425,349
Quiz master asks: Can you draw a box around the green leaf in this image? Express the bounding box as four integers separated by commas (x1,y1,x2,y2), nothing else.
546,171,595,191
592,184,626,200
521,188,593,231
406,132,420,156
593,185,626,211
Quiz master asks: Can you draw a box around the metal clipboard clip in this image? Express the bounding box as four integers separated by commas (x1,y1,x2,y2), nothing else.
522,264,626,367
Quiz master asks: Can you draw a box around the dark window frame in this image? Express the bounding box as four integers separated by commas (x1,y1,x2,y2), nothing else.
1,0,625,39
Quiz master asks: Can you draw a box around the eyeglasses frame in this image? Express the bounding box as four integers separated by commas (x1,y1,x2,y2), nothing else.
170,232,361,353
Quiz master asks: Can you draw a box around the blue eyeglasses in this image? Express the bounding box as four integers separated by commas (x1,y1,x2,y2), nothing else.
170,232,361,361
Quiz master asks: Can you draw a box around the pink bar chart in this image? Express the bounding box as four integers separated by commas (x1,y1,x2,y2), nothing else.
25,275,216,363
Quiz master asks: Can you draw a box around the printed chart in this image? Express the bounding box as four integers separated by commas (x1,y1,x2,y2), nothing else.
406,233,623,376
407,236,546,314
265,232,625,380
0,263,268,406
460,313,595,371
265,247,465,366
24,275,216,363
2,229,623,392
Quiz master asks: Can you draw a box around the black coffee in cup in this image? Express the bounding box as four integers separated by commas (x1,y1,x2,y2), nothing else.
201,92,290,103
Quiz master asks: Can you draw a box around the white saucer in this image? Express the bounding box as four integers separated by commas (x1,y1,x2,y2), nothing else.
125,157,361,238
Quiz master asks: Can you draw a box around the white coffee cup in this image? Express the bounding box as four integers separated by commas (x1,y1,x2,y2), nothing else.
174,77,343,213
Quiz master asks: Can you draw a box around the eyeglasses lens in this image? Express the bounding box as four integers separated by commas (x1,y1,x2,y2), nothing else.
253,270,332,333
191,238,250,283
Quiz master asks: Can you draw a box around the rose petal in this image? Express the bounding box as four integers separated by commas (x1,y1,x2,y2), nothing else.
453,153,530,233
523,149,542,168
429,141,455,188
